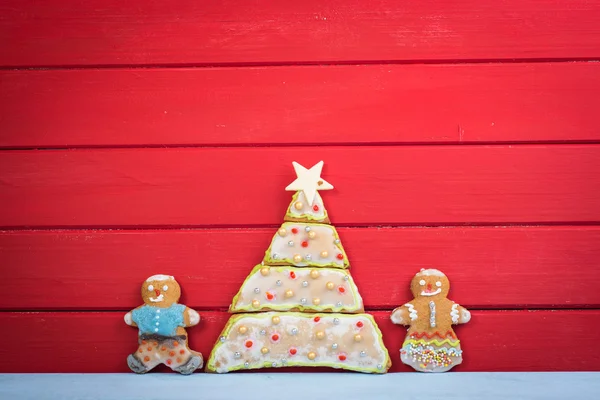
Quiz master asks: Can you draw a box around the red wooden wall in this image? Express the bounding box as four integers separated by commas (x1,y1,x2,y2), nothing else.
1,1,600,372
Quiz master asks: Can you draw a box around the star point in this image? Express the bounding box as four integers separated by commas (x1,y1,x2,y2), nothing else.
285,161,333,205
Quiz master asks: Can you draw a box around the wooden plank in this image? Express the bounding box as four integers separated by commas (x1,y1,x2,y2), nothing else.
1,146,599,227
1,63,599,148
1,1,599,67
2,227,600,310
1,310,598,372
2,373,600,400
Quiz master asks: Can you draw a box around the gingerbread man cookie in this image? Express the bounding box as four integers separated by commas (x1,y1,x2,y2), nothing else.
124,275,203,374
391,269,470,372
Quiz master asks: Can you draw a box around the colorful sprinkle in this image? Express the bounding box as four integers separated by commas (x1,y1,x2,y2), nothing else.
313,205,319,211
291,228,299,234
336,254,344,260
313,316,321,322
356,321,364,328
301,241,308,248
245,340,253,348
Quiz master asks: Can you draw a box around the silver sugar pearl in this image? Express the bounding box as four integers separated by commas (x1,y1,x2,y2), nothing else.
333,318,340,325
254,288,260,293
234,352,241,359
281,359,288,365
273,253,279,260
291,327,298,335
334,239,340,244
331,343,338,350
360,351,367,357
302,281,309,287
287,241,294,247
219,336,226,342
271,362,277,368
276,280,282,286
300,298,307,304
336,301,343,307
305,226,311,232
377,364,383,370
343,275,349,281
244,362,250,368
305,254,312,261
260,329,266,335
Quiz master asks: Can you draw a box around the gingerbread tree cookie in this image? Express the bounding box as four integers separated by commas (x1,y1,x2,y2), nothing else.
391,269,470,372
207,161,391,373
124,275,203,375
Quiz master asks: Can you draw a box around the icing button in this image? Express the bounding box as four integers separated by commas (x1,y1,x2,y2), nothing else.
154,328,159,332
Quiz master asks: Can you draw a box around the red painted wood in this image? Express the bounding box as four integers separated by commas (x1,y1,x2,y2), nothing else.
1,1,600,67
1,146,599,228
1,63,599,148
2,227,600,310
1,310,598,372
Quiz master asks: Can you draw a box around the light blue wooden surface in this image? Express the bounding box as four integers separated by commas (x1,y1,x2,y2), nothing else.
1,373,599,400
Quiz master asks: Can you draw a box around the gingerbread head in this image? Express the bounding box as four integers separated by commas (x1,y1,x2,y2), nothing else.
124,274,203,375
141,274,181,308
391,268,470,372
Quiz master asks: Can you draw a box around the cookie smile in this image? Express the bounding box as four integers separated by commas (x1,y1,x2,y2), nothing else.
420,288,441,296
150,294,164,302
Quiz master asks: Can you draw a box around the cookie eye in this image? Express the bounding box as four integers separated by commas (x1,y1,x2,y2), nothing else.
419,279,426,286
435,281,442,287
162,285,168,291
148,285,154,291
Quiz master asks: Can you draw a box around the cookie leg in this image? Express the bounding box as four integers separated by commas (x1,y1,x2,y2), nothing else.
168,340,203,375
130,340,161,373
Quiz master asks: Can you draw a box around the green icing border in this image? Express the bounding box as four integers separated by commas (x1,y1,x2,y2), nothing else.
263,222,350,269
284,191,329,222
229,264,363,313
206,312,391,374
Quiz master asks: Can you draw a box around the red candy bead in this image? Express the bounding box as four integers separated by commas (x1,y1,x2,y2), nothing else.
336,254,344,260
313,205,319,211
272,334,280,341
313,316,321,322
266,292,274,300
245,340,253,348
356,321,364,328
338,354,347,361
289,271,296,279
301,241,308,248
291,228,298,234
338,286,346,294
289,348,297,355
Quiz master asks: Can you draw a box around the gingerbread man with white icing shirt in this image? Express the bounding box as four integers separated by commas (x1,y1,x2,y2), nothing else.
125,275,203,374
391,269,470,372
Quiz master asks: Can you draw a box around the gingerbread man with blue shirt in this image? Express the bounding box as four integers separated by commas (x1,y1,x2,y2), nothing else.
125,274,203,374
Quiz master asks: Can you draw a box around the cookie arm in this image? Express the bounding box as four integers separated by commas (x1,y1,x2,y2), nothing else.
183,307,201,327
450,303,471,325
124,310,137,327
390,305,410,326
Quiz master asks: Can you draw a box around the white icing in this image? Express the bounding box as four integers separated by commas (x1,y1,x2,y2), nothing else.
404,303,418,321
147,285,154,291
390,308,404,324
288,191,326,219
435,281,442,287
417,269,445,277
285,161,334,206
146,274,174,282
451,304,459,324
188,309,200,325
124,312,133,325
162,285,168,291
461,309,471,323
149,294,164,302
420,288,442,296
429,301,436,328
231,266,362,312
419,279,426,286
209,312,388,373
265,223,347,268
